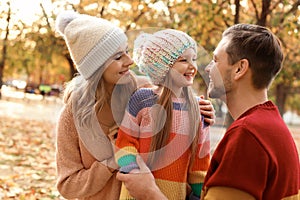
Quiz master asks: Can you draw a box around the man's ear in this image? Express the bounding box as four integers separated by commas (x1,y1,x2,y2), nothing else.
234,58,249,80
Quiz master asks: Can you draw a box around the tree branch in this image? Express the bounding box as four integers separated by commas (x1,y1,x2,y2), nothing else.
250,0,260,21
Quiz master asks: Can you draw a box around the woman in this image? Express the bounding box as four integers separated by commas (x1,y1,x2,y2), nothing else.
55,10,137,199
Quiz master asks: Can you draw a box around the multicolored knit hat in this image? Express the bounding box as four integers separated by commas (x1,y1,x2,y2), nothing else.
55,10,127,80
133,29,197,84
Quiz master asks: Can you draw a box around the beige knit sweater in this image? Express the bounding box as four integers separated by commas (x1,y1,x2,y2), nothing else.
56,103,121,199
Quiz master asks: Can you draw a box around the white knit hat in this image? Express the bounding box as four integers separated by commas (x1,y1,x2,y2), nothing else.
56,11,127,79
133,29,197,84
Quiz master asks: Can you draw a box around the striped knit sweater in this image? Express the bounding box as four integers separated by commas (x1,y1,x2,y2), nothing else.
115,88,210,200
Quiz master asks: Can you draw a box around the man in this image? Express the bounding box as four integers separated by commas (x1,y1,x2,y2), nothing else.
117,24,300,199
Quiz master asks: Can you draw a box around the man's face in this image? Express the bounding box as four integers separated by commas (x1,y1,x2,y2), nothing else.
205,37,234,101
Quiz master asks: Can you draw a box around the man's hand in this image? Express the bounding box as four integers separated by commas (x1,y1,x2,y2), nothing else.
199,95,215,126
116,156,167,200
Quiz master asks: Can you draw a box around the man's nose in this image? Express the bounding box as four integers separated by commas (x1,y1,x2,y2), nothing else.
205,61,214,72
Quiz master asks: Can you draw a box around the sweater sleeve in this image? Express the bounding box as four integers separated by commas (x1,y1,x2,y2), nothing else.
115,89,151,173
56,105,114,199
188,116,211,197
115,110,140,173
202,186,256,200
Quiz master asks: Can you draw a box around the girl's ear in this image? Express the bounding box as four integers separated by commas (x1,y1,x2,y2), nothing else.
233,58,249,80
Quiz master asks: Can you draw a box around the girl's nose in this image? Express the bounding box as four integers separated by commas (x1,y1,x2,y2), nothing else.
188,63,197,75
188,59,197,69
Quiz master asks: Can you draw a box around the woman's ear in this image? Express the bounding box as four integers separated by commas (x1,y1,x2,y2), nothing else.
234,58,249,80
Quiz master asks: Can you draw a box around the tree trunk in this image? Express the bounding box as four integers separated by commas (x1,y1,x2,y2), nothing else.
0,2,11,99
257,0,271,26
65,54,77,80
275,84,289,116
0,62,3,99
234,0,240,24
225,112,234,129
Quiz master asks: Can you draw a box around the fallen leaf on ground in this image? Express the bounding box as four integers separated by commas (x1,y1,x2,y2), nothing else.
0,116,62,199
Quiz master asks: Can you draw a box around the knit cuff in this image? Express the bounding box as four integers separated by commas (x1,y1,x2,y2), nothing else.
119,162,139,174
187,192,200,200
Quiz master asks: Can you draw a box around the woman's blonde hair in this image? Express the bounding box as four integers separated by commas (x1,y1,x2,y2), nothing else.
63,64,137,138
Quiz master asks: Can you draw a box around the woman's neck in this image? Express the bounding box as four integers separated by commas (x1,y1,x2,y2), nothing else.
104,82,115,97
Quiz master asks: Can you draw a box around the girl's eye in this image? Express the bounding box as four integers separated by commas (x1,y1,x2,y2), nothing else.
179,59,187,62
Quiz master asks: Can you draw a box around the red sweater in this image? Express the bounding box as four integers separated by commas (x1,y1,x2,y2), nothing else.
203,101,300,199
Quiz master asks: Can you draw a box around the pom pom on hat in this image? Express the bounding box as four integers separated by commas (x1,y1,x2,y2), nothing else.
55,10,79,35
55,10,127,80
133,29,197,85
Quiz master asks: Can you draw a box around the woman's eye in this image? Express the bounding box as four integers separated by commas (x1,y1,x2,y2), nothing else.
115,54,122,60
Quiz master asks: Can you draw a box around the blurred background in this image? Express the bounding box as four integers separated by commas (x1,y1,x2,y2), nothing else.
0,0,299,199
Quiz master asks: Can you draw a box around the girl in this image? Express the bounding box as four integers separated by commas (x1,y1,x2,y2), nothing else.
115,29,211,200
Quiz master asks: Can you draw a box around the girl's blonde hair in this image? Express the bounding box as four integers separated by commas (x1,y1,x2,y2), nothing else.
147,73,201,169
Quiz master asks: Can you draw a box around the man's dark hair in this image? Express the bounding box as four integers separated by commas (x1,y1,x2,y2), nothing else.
223,24,284,89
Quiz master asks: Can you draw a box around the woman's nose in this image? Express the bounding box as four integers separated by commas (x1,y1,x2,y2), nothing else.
125,53,134,66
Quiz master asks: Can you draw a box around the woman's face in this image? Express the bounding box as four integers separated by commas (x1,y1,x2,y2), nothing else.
170,48,197,88
102,44,133,87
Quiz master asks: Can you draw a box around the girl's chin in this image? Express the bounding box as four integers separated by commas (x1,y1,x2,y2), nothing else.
185,82,193,87
184,77,194,86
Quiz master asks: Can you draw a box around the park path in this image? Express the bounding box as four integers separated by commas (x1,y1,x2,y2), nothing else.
0,87,299,155
0,88,63,123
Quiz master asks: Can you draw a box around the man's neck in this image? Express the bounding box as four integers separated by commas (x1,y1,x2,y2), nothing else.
226,89,268,120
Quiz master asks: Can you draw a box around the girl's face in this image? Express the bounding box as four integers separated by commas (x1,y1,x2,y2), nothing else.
102,44,133,87
170,48,197,88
